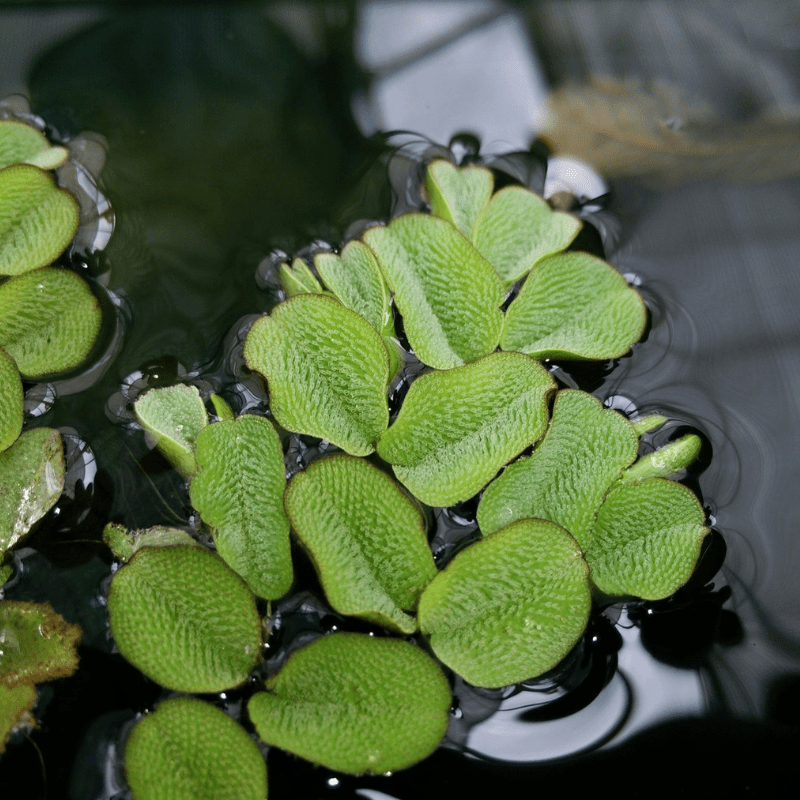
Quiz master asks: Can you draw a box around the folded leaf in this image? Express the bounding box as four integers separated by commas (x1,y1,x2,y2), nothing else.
501,252,646,359
284,455,436,634
620,433,702,484
418,518,591,688
190,415,293,600
477,390,638,543
0,164,79,276
425,159,493,238
0,121,68,170
102,523,200,563
125,697,268,800
244,293,390,456
586,479,709,599
279,257,323,297
107,546,261,693
0,350,22,453
472,186,582,284
378,352,555,507
363,214,504,369
248,632,450,774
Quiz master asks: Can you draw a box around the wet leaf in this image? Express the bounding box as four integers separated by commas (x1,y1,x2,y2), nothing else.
0,428,64,556
279,256,323,297
418,518,591,688
0,267,102,378
0,164,79,276
620,433,702,483
501,252,647,359
0,682,37,755
284,455,436,634
0,349,22,453
472,186,582,285
244,293,390,456
125,697,268,800
377,352,555,507
248,632,450,774
0,601,81,688
363,214,504,369
0,121,68,170
134,384,208,478
586,479,709,599
107,546,261,693
477,390,638,543
190,415,293,600
210,393,235,422
425,158,493,238
102,522,200,563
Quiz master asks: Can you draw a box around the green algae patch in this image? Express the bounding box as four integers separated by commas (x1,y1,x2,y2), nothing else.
284,455,436,634
0,121,68,171
0,601,81,688
501,252,646,359
134,384,208,478
125,697,268,800
0,682,37,754
378,352,555,507
248,632,450,774
0,267,101,378
190,415,293,600
244,293,390,456
0,349,22,454
0,427,64,556
418,518,591,688
102,523,200,563
0,164,79,276
107,546,261,693
425,159,493,238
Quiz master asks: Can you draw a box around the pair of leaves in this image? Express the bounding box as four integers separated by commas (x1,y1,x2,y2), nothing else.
0,121,69,172
478,390,708,599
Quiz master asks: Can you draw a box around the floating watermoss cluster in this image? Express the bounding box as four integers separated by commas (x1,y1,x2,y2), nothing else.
0,117,103,752
101,157,710,797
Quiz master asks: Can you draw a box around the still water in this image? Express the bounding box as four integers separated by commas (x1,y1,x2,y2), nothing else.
1,5,798,798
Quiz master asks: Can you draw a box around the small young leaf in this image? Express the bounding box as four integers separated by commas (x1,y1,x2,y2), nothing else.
477,390,638,543
377,352,555,507
279,257,323,297
107,546,261,693
472,186,582,284
0,601,81,687
134,384,208,478
125,697,268,800
209,393,236,422
620,434,702,484
102,522,200,563
0,267,102,378
631,414,668,436
363,214,504,369
0,349,22,453
0,121,68,170
284,455,436,634
190,415,293,600
0,682,37,755
0,164,79,276
244,293,390,456
418,518,591,688
425,159,493,238
586,479,709,599
501,252,647,359
0,428,64,557
248,632,450,774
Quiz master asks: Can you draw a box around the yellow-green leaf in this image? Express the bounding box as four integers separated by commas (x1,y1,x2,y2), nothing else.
102,522,200,563
425,159,493,238
0,349,22,454
0,682,37,754
0,121,68,170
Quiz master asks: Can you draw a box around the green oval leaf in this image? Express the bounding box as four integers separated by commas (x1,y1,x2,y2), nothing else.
377,352,555,507
284,455,436,634
107,546,261,693
586,479,709,599
0,682,37,755
134,384,208,478
0,267,102,378
0,350,22,454
0,164,79,276
363,214,504,369
279,256,323,297
102,523,200,563
501,252,647,359
477,390,638,543
0,601,81,688
0,121,68,171
244,293,390,456
0,428,64,557
620,433,702,484
472,186,582,285
248,632,450,774
418,518,591,688
190,415,293,600
425,159,493,238
125,697,268,800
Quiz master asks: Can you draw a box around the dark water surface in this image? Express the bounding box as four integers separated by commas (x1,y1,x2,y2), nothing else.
1,4,799,798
